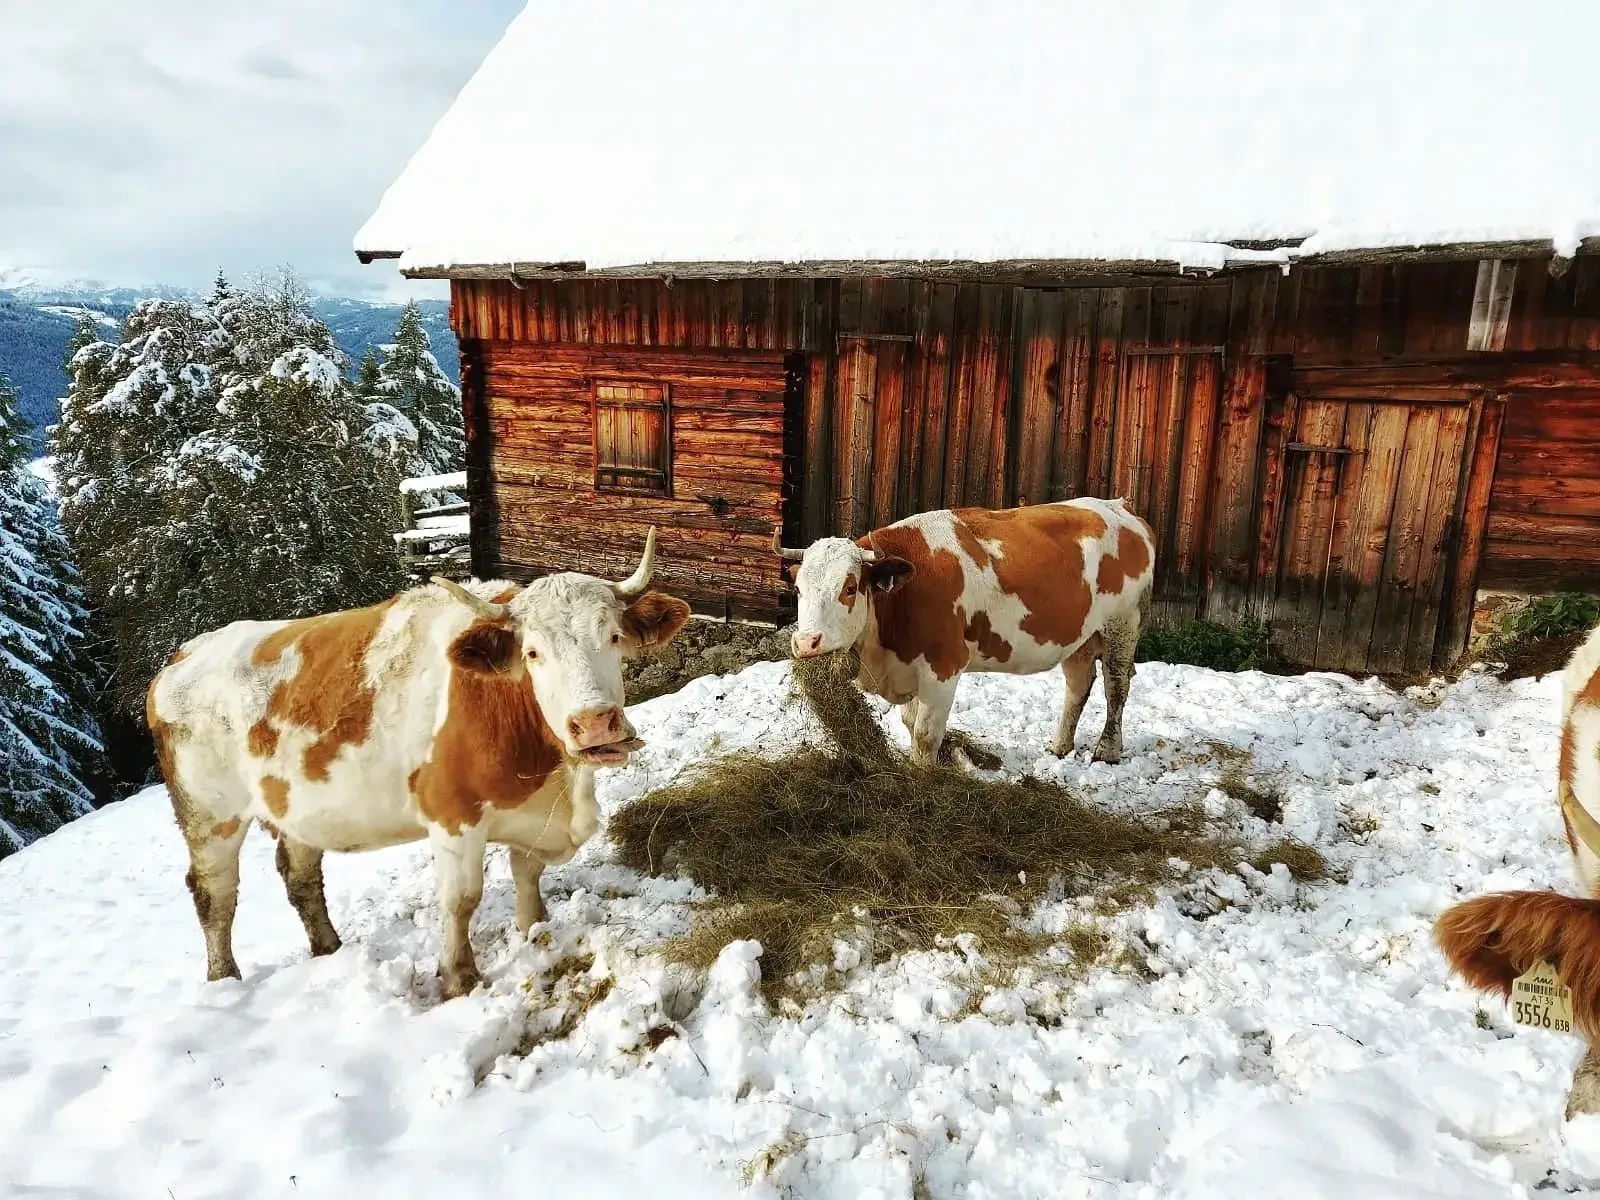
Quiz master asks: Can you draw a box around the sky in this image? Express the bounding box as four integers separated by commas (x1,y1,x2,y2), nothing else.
0,0,522,299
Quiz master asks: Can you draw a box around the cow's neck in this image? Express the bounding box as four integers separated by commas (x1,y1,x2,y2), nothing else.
855,601,911,703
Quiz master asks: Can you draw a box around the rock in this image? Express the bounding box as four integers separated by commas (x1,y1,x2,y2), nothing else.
654,645,683,671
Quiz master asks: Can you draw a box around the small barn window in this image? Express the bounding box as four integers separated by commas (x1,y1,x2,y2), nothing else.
592,380,670,496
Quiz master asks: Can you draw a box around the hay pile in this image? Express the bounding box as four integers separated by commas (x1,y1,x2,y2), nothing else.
609,649,1320,998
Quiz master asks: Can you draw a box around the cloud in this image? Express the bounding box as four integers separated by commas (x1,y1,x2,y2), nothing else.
0,0,521,297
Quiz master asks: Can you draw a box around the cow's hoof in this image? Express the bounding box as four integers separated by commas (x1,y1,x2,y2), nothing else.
1091,743,1123,765
310,932,342,957
1046,740,1070,758
439,965,482,1000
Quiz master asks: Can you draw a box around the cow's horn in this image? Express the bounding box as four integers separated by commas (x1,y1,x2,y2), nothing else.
613,527,658,599
432,576,509,621
771,529,806,563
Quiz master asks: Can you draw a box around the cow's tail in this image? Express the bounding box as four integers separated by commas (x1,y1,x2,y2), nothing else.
1435,890,1600,1037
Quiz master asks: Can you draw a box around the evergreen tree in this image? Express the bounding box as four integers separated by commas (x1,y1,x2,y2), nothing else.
0,366,106,856
353,346,382,401
54,268,406,713
377,301,464,474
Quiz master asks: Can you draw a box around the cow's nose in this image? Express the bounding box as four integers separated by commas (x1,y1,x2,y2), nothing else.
568,706,623,748
792,632,825,658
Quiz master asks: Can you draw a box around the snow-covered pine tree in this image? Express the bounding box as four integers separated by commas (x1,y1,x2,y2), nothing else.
0,366,107,856
378,301,464,475
188,267,405,635
353,346,382,401
55,269,406,713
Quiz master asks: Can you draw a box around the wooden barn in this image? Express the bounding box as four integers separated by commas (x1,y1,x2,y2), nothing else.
356,2,1600,674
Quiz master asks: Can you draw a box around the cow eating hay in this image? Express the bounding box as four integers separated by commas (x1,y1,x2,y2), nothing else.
609,651,1323,1000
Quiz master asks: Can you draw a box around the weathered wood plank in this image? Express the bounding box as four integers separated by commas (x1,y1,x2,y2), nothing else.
941,284,983,508
1084,288,1125,496
1366,406,1448,674
1403,403,1473,673
1272,399,1347,665
1437,394,1505,663
912,283,957,511
1311,402,1378,667
1013,288,1059,506
870,340,909,527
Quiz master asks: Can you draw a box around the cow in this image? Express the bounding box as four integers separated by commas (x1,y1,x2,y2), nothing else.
773,497,1155,765
1435,622,1600,1118
147,530,690,998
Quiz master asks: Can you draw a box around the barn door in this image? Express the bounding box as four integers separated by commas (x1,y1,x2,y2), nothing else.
1111,346,1226,622
1265,386,1483,674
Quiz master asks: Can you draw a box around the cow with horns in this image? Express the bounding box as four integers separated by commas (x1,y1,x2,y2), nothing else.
148,529,690,998
774,498,1155,764
1436,623,1600,1118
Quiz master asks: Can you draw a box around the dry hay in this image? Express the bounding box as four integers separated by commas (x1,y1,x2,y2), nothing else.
609,649,1324,999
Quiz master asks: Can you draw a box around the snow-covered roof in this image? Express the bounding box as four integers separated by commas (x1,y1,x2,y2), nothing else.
356,1,1600,278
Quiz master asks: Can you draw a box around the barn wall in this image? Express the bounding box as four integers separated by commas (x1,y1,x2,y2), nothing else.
451,257,1600,661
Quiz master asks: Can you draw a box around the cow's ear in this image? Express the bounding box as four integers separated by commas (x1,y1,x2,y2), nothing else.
448,621,519,676
865,556,914,594
623,592,692,649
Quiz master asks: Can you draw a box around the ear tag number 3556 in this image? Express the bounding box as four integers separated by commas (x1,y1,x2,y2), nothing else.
1511,959,1575,1035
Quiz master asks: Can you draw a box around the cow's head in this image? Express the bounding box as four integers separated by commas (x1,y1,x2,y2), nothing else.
775,533,913,658
434,529,690,763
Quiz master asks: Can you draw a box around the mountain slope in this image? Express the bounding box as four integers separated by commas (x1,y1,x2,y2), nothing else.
0,286,458,445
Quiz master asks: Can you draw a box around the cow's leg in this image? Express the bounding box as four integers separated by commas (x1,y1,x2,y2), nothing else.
1094,614,1140,764
566,766,600,853
1570,1045,1600,1119
899,698,922,739
1049,639,1101,757
510,848,548,934
429,826,488,999
182,819,248,982
910,680,957,765
275,837,341,957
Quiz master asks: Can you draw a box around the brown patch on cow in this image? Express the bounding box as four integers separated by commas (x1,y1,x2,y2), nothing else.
260,820,281,841
247,717,279,758
261,775,290,819
1096,524,1153,596
859,525,970,682
210,817,242,839
953,505,1108,648
952,520,992,570
410,653,564,837
166,645,190,666
836,575,859,613
489,585,521,604
253,600,393,781
965,611,1013,664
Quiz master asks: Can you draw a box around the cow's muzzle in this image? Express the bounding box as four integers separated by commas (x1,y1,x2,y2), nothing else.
792,631,829,658
567,706,642,764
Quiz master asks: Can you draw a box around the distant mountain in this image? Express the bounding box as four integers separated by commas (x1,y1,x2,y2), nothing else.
0,282,458,449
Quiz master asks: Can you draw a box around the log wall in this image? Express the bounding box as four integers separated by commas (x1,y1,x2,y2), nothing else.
452,255,1600,665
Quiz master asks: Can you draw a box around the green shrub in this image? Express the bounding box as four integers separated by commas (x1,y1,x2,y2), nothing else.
1136,618,1272,672
1496,593,1600,645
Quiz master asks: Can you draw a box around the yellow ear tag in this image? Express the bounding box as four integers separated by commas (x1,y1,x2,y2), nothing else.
1510,959,1576,1035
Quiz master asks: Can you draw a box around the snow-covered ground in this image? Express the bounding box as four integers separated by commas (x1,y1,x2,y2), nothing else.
3,660,1598,1198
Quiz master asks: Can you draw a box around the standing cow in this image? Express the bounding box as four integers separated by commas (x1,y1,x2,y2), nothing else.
147,530,689,998
1436,622,1600,1117
774,498,1155,764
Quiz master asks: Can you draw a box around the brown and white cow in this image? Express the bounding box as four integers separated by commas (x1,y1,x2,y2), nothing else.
147,530,689,998
1436,623,1600,1117
775,497,1155,764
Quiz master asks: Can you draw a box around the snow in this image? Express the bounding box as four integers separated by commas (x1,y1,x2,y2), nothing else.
356,0,1600,275
4,659,1600,1196
401,469,468,494
395,514,470,541
25,456,55,495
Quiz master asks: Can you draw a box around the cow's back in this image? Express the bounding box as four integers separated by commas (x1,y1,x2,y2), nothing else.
148,594,449,848
862,497,1153,680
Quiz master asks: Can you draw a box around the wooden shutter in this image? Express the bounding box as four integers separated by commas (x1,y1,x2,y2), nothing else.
593,380,669,495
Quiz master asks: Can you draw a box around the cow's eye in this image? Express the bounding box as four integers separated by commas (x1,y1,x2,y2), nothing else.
610,632,621,645
525,647,540,662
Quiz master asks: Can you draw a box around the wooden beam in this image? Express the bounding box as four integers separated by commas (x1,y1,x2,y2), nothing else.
1466,260,1517,351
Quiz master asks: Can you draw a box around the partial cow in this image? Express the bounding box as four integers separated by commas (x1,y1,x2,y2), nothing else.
148,530,689,998
1436,622,1600,1117
775,498,1155,764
